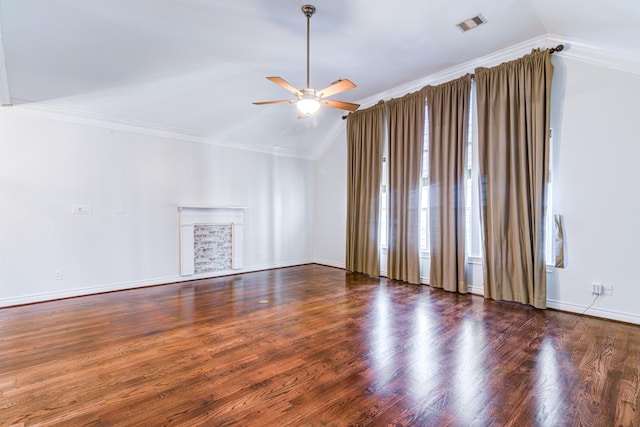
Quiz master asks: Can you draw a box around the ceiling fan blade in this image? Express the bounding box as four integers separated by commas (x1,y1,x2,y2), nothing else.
317,79,356,98
322,99,360,112
266,77,302,96
253,99,296,105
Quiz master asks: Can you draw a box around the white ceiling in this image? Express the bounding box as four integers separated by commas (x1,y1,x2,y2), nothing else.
1,0,639,158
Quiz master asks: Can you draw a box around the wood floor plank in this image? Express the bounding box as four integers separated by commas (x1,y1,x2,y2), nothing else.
1,264,639,426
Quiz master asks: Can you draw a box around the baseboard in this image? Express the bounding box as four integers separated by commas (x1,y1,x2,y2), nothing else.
0,259,313,308
0,275,183,308
420,280,484,297
5,262,638,325
467,286,639,324
547,299,640,325
312,258,346,269
468,285,485,296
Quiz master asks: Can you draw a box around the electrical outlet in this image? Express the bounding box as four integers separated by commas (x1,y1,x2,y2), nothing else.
53,270,63,280
592,283,603,295
603,284,613,296
72,204,92,214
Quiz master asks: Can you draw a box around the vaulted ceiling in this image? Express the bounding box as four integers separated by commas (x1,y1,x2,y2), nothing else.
1,0,638,158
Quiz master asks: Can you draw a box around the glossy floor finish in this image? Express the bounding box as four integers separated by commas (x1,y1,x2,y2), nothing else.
1,265,639,426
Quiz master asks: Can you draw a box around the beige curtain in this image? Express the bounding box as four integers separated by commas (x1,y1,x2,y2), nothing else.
475,49,554,309
386,91,426,284
346,103,385,276
425,75,472,293
554,214,565,268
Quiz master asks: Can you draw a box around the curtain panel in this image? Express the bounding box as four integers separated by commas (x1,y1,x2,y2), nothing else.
425,74,472,293
554,214,565,268
386,91,426,284
475,49,554,309
346,103,385,276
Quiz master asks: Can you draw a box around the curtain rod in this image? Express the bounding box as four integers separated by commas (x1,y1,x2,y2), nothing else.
341,44,565,120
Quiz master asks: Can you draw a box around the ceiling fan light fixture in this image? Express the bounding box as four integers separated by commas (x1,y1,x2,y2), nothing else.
296,90,320,115
253,4,360,116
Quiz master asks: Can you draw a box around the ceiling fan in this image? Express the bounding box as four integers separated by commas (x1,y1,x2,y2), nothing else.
253,4,360,118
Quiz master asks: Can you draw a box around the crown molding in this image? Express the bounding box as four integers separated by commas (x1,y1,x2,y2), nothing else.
0,15,12,106
546,34,640,76
313,34,552,158
354,33,640,112
354,35,551,110
7,33,639,162
312,33,640,159
10,100,316,160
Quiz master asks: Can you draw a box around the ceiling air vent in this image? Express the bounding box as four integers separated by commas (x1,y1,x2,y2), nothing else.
456,14,487,32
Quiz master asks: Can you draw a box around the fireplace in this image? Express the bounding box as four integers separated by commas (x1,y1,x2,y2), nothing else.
179,206,244,276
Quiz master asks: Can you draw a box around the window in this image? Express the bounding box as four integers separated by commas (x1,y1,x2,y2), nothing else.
379,155,388,248
464,99,474,255
377,84,549,268
420,122,429,251
467,85,482,258
545,130,554,265
419,94,478,257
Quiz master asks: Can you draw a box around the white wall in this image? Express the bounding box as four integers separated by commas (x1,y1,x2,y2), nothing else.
0,108,314,306
312,123,348,268
546,57,640,322
3,49,638,324
313,55,640,324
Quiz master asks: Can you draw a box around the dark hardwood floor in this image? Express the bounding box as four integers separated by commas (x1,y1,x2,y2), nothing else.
1,264,639,426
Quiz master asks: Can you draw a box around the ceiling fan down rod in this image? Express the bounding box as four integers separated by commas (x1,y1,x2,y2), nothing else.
302,5,315,89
